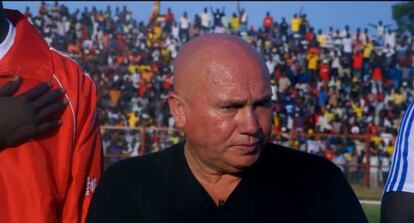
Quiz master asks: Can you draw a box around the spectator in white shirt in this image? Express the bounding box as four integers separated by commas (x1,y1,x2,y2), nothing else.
179,11,190,42
384,29,396,48
199,7,211,33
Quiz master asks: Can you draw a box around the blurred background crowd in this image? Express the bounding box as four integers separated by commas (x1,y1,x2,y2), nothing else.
20,1,414,186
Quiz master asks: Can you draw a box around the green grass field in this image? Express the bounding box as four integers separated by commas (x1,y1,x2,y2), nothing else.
362,204,380,223
351,184,382,223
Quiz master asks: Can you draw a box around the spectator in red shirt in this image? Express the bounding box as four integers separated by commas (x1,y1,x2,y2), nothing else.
38,1,47,15
263,11,273,33
23,6,31,18
319,59,330,84
305,27,316,43
164,8,174,33
325,148,335,161
353,50,363,79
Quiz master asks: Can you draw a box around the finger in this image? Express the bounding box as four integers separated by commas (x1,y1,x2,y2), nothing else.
0,76,22,97
35,120,62,134
36,100,68,121
4,125,36,147
19,82,52,101
4,120,62,147
32,88,65,111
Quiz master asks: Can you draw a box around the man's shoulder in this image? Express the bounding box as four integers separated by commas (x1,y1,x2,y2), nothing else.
49,47,97,100
104,142,184,179
262,143,339,173
49,47,85,74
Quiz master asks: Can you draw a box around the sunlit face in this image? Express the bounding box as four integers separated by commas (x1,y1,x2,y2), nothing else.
181,49,273,173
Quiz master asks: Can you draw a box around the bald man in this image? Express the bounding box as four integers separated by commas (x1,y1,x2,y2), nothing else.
86,34,367,223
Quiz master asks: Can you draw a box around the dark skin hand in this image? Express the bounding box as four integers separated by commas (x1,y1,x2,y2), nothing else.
0,76,68,149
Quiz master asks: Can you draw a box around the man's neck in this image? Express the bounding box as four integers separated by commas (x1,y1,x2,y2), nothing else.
0,14,9,44
183,143,241,183
183,143,242,205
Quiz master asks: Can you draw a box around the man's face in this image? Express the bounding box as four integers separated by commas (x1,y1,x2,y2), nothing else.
182,51,273,173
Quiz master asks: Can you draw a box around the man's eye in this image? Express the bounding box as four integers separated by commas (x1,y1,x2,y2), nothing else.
222,104,243,111
256,99,272,107
223,106,237,110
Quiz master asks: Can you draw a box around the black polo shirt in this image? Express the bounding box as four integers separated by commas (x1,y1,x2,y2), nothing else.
86,142,368,223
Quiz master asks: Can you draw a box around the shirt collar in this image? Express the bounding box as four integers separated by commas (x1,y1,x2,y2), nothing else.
0,18,16,61
0,9,53,81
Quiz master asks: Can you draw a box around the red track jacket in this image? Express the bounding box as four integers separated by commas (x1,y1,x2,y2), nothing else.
0,10,103,223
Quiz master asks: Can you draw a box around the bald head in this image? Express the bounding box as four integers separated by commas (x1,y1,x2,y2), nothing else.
173,34,269,99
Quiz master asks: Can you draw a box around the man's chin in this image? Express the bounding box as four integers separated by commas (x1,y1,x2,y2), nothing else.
232,142,263,155
229,152,261,170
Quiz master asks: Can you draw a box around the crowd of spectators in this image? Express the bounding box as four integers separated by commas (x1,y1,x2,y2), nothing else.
23,2,414,186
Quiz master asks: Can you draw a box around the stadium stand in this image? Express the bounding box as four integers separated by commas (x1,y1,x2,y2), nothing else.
22,2,414,187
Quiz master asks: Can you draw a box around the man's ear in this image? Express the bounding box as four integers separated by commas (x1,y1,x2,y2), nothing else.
167,92,186,129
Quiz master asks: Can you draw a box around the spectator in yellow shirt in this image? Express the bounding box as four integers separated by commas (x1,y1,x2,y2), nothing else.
351,102,364,118
317,29,327,48
153,23,163,41
128,112,139,128
141,68,153,82
361,36,373,77
229,12,240,34
307,51,319,70
392,89,405,105
370,135,381,146
290,14,301,33
128,64,140,74
306,51,319,83
362,38,374,59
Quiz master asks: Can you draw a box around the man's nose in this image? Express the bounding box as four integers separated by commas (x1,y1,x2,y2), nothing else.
239,107,260,136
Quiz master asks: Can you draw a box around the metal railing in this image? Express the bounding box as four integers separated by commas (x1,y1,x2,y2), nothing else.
101,126,392,188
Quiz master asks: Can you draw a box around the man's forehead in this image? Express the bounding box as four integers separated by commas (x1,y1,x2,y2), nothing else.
203,71,271,99
205,65,267,87
206,86,272,108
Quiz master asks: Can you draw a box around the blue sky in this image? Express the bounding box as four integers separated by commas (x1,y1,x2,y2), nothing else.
4,1,398,33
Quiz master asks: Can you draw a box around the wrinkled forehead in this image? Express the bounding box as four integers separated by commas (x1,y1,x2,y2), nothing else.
203,54,268,85
199,54,271,102
206,75,271,103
